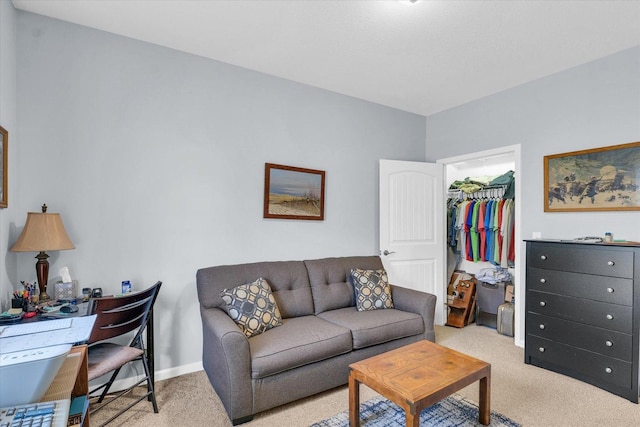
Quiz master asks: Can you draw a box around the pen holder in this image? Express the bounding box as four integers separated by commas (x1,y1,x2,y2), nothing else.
11,298,24,310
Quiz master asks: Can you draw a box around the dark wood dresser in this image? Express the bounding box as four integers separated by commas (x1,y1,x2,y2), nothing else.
525,239,639,402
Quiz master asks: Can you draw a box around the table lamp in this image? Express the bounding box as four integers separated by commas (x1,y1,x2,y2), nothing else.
10,204,75,301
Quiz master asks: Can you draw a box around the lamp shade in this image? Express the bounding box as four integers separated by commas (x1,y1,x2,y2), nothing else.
10,212,75,252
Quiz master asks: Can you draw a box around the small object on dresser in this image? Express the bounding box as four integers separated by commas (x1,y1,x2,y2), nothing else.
121,280,132,294
573,236,603,243
604,232,613,243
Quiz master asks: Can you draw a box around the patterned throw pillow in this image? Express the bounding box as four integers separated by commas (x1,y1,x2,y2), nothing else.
220,278,282,338
350,269,394,312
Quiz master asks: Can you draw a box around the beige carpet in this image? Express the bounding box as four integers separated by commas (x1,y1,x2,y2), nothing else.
90,324,640,426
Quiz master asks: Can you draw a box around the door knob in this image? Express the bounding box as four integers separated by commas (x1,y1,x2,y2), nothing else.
382,250,396,256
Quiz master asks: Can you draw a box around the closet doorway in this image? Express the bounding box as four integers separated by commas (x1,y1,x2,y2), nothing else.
437,144,524,347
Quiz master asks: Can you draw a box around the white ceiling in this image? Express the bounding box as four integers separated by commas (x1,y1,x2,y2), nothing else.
11,0,640,116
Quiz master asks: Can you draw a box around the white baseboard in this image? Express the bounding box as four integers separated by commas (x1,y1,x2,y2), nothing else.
90,361,204,394
155,361,203,382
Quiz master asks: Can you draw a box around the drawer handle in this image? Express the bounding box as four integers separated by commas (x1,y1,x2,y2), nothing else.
607,261,615,266
606,314,614,320
607,287,614,293
539,301,546,307
539,278,547,284
538,347,545,353
539,324,545,330
605,340,613,347
540,255,547,260
605,367,612,374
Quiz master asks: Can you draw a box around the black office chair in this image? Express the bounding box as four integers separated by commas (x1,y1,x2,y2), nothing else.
86,281,162,426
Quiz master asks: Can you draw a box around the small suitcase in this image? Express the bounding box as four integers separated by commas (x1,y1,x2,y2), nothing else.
497,302,514,337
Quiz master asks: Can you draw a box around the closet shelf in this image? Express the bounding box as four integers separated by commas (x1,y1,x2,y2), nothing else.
447,184,507,200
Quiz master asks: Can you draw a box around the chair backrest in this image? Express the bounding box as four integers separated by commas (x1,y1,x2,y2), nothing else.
87,281,162,345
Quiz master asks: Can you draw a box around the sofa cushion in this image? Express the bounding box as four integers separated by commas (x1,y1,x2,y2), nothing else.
305,256,385,314
220,278,283,338
318,307,424,349
248,316,352,379
197,260,314,318
350,269,394,311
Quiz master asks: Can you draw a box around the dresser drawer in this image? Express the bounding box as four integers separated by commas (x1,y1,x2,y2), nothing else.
527,313,632,361
527,291,632,333
527,267,633,306
528,243,633,278
527,335,632,389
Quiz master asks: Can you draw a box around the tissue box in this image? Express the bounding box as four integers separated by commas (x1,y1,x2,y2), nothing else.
54,282,75,300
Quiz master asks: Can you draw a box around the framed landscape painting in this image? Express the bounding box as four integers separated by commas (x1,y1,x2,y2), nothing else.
264,163,325,220
544,141,640,212
0,125,7,208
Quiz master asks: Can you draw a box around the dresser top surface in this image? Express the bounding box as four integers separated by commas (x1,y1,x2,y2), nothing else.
525,239,640,248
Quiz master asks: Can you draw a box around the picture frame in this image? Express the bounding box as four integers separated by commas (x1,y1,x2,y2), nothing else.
264,163,325,220
544,141,640,212
0,125,7,208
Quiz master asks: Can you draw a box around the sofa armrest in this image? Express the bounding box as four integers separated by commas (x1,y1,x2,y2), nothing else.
200,307,254,423
390,285,437,342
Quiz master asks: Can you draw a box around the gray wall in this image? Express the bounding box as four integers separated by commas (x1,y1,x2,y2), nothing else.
426,46,640,342
426,46,640,243
4,5,638,380
6,11,426,377
0,1,18,308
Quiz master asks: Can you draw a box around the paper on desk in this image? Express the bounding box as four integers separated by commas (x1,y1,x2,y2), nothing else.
0,315,96,354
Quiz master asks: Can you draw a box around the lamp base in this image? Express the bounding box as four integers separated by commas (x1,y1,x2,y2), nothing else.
35,251,51,302
39,291,51,302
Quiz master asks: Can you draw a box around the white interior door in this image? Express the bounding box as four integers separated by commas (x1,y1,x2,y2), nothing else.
379,160,445,325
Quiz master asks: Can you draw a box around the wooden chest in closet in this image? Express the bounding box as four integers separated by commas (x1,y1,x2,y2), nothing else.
525,240,640,403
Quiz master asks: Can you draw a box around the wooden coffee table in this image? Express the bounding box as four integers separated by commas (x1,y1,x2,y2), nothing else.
349,340,491,427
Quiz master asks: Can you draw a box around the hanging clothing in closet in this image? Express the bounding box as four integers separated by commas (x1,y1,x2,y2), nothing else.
447,171,515,268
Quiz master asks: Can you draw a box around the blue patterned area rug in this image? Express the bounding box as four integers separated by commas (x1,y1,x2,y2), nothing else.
310,394,521,427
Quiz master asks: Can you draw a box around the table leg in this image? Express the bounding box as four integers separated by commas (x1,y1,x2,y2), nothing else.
349,372,360,427
406,409,420,427
478,373,491,425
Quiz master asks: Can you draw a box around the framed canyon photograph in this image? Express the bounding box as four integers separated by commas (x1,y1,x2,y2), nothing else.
544,141,640,212
264,163,325,220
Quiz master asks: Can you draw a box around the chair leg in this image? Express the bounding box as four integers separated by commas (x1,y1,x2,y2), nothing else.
140,353,158,412
89,355,158,424
97,367,123,403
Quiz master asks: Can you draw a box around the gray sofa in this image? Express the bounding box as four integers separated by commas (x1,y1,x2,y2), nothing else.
196,255,437,425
